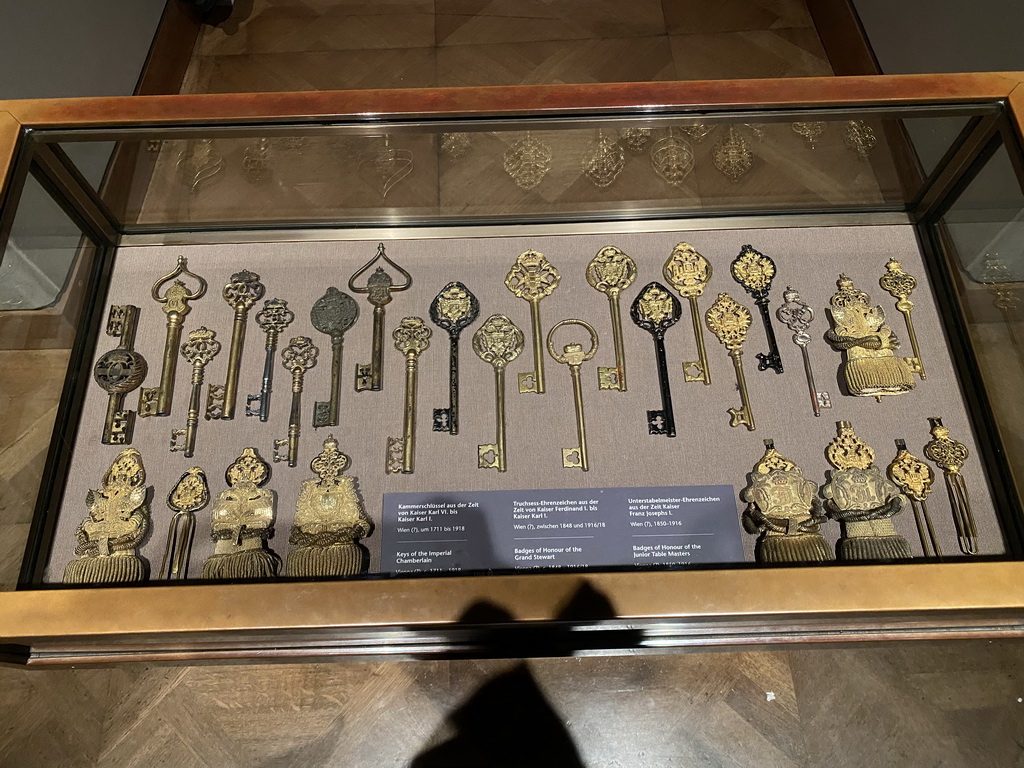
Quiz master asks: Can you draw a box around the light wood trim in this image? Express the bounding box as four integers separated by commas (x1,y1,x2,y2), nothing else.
2,73,1023,129
3,562,1023,642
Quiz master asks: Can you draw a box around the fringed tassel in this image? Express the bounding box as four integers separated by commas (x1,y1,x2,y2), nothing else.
758,534,834,564
838,535,912,561
201,548,280,580
63,555,146,584
286,543,367,578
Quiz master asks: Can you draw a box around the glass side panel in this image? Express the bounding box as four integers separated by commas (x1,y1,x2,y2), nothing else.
43,106,994,231
0,172,99,591
935,139,1024,546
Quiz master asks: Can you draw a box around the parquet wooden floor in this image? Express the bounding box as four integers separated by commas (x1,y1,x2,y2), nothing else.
2,2,1023,766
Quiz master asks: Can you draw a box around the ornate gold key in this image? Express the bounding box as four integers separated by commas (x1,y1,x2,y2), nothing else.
630,282,682,437
586,246,636,391
663,242,712,385
311,287,359,428
161,467,210,580
170,327,221,458
64,448,150,584
741,439,833,563
547,319,599,471
776,286,831,416
506,249,560,394
924,417,978,555
705,293,756,430
879,259,926,379
386,317,431,474
888,439,941,558
94,304,148,445
430,282,481,434
822,421,912,560
474,314,525,472
206,269,265,420
273,337,319,468
349,243,412,392
138,256,207,418
202,447,281,579
731,245,783,374
826,275,915,401
246,298,295,422
286,435,373,578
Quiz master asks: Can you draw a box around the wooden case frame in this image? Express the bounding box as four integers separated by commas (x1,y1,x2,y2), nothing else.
2,73,1024,665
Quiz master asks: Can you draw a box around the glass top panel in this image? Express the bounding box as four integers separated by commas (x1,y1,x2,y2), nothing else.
40,105,997,233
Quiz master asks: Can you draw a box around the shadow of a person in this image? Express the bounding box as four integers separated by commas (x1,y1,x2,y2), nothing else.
410,582,638,767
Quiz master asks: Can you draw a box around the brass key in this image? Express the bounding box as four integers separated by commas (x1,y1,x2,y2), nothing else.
776,286,832,417
386,317,432,474
349,243,412,392
206,270,265,420
506,250,560,394
273,337,319,468
246,298,295,422
94,304,148,445
663,242,713,385
138,256,207,418
880,259,926,379
547,319,599,471
161,467,210,580
586,246,636,391
630,282,682,437
731,245,784,375
474,314,525,472
430,281,481,434
170,327,221,458
706,292,756,430
310,287,359,428
888,439,941,558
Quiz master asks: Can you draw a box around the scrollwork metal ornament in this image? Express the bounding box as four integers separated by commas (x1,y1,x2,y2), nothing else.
430,282,480,434
731,245,784,374
792,121,826,148
201,447,281,580
649,127,694,188
776,286,831,415
663,242,712,385
843,120,877,159
705,293,755,430
286,436,373,578
475,314,525,472
503,131,552,190
581,129,625,188
887,440,941,558
587,246,637,391
506,249,560,394
821,421,912,561
741,439,832,563
879,258,926,379
713,126,753,182
923,417,978,555
64,448,151,584
618,126,652,153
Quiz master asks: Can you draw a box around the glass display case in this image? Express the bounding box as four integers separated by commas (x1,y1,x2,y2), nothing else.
1,73,1024,664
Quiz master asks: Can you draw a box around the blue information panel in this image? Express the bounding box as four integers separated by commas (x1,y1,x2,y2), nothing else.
380,485,743,574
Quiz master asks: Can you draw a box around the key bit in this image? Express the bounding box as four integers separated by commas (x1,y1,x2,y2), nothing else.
473,314,525,472
386,318,431,474
161,467,210,580
776,286,831,417
630,282,682,437
731,245,783,374
706,292,756,430
138,256,207,418
430,281,481,434
586,246,637,392
310,287,359,428
246,298,295,422
547,319,599,471
880,259,926,380
663,242,713,385
94,304,148,445
505,249,560,394
272,337,319,468
170,327,221,458
205,269,265,420
924,417,978,555
888,439,941,558
348,243,412,392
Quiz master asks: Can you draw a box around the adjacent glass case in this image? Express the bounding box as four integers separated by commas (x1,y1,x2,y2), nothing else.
1,73,1023,664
